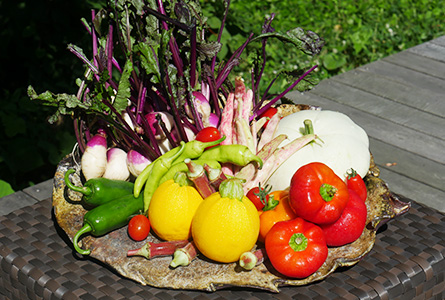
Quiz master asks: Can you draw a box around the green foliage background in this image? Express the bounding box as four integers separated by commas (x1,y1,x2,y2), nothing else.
1,0,444,196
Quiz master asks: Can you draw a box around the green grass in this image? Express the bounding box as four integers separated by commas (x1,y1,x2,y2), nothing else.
203,0,445,93
1,0,444,195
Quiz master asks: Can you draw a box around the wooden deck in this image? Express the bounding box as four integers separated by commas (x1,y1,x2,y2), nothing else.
288,35,445,213
1,36,444,214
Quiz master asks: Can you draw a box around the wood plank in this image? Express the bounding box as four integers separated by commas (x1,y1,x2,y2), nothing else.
430,35,445,47
369,138,445,192
377,167,445,213
360,59,445,95
22,179,53,201
286,91,445,165
381,50,445,80
0,191,38,216
407,40,445,63
309,79,445,141
331,69,445,117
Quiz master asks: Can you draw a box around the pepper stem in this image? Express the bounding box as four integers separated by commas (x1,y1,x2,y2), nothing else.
219,178,245,201
289,233,308,252
319,183,337,202
64,169,91,196
73,224,92,255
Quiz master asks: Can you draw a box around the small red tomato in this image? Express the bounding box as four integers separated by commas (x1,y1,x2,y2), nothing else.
195,127,222,148
128,214,151,241
259,107,278,127
246,184,277,211
346,168,367,202
320,189,367,247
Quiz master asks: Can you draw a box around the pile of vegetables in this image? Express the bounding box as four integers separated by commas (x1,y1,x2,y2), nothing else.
31,0,376,282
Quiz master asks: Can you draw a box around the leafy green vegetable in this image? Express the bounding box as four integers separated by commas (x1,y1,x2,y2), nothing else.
28,0,323,161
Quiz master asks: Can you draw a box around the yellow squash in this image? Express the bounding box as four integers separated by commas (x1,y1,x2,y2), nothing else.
192,178,260,263
149,172,203,241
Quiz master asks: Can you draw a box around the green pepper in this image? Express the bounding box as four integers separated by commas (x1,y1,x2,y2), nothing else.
159,159,221,186
72,193,144,255
133,137,225,198
64,169,134,208
171,136,226,164
198,144,263,169
142,141,187,212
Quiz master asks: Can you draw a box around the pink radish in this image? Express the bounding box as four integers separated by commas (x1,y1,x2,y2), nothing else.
103,148,130,181
127,150,151,177
81,130,108,180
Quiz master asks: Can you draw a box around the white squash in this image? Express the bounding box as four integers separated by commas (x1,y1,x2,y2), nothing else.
266,110,370,191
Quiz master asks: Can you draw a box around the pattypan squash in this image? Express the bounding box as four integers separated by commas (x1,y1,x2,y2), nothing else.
267,110,370,191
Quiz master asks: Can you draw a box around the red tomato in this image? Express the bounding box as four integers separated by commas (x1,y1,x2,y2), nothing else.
246,184,276,211
320,189,368,247
128,214,151,241
259,107,278,127
265,217,328,278
346,168,368,202
195,127,222,148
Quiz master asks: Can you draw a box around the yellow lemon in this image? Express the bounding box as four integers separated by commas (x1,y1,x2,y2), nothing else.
149,178,203,241
191,190,260,263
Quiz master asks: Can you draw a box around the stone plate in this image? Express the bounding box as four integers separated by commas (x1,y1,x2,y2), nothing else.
52,153,410,293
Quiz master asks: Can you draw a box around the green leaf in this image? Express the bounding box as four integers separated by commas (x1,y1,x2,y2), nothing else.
323,53,347,71
114,59,133,113
0,180,15,198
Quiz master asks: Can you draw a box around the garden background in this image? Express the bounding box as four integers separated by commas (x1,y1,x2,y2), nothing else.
1,0,444,196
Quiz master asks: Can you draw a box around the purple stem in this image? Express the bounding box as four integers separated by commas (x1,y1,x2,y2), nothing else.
251,65,318,121
190,23,197,88
211,0,230,73
215,33,254,88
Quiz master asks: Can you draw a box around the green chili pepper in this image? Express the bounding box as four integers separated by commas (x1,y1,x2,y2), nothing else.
72,193,144,255
171,136,226,164
64,169,134,208
133,137,225,198
198,144,263,169
142,141,187,212
159,159,221,186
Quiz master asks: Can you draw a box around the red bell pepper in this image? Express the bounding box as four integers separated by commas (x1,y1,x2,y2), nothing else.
265,217,328,278
289,162,349,225
321,189,368,246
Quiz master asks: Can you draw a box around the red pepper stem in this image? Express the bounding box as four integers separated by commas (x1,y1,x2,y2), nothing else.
127,240,189,259
289,233,308,252
170,241,198,268
239,248,266,270
319,183,337,202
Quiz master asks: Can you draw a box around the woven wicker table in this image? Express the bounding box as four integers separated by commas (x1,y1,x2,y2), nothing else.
0,194,444,300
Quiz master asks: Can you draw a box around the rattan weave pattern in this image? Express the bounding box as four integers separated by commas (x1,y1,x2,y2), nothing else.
0,196,444,300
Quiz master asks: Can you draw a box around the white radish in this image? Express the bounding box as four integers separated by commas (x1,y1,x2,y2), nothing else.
103,148,130,181
81,130,108,181
127,150,151,177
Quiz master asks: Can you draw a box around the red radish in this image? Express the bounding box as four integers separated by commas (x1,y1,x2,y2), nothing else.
127,150,151,177
145,111,174,140
103,148,130,181
81,130,108,180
